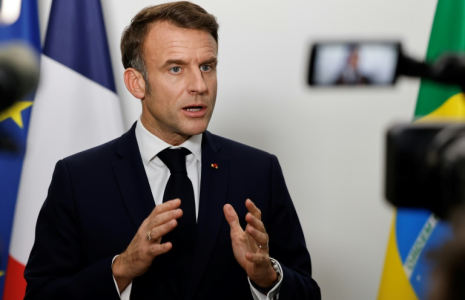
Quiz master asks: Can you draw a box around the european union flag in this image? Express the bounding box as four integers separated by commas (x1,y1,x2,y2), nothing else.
0,0,40,297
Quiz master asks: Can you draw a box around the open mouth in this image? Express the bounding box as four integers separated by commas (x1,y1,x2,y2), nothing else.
183,106,204,112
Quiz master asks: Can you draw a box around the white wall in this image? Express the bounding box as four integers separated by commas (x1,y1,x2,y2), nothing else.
38,1,438,299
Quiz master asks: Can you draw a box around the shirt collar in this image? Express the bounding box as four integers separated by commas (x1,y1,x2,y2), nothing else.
135,119,202,166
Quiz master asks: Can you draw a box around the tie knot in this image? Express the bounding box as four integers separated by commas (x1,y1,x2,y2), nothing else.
158,147,191,174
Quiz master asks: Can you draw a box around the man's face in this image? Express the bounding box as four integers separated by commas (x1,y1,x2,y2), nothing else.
140,21,218,145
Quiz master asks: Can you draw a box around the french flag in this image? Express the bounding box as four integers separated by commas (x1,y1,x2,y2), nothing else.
4,1,123,299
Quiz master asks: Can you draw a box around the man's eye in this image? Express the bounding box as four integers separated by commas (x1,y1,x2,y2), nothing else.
200,65,212,72
170,66,182,73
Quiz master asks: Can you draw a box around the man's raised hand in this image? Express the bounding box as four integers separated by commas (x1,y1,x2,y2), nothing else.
112,199,183,292
223,199,277,288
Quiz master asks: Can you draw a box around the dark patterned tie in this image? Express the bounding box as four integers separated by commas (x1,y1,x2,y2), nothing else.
156,147,196,298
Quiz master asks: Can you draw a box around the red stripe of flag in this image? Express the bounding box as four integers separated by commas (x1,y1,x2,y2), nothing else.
3,255,26,300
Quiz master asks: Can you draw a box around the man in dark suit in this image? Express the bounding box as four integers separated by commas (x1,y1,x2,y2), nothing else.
24,2,320,299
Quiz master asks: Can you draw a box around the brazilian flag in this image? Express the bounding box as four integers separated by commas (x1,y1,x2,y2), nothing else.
378,1,465,299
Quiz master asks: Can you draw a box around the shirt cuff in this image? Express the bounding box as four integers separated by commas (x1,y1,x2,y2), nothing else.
248,258,283,300
112,255,132,300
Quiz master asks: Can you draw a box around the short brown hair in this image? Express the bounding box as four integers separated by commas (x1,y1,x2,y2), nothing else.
121,1,219,90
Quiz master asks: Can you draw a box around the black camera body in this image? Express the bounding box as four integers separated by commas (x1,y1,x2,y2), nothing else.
386,123,465,219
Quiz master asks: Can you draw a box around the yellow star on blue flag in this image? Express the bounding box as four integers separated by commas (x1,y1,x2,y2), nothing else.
0,101,33,128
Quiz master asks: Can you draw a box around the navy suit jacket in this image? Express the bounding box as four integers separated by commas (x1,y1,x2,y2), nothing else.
24,124,321,300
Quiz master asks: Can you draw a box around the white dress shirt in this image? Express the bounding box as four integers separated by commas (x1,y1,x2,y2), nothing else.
114,120,281,300
136,118,202,216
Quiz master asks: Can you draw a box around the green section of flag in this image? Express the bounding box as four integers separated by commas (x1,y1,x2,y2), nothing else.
415,0,465,118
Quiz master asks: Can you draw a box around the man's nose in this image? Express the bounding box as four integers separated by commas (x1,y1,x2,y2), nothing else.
187,68,207,94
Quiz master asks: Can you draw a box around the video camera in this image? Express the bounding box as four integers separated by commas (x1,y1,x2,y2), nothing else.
308,41,465,219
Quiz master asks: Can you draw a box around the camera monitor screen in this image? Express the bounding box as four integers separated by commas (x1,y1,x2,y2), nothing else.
308,42,400,86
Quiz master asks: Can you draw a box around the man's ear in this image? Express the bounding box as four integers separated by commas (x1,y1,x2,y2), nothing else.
124,68,146,99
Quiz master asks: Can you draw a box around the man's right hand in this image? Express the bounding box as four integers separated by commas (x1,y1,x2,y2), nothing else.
112,199,183,293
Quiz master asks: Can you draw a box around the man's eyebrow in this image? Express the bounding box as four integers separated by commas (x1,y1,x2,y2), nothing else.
201,57,218,65
162,59,187,68
161,57,218,68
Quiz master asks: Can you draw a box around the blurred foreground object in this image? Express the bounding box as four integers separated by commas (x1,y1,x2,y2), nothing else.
386,123,465,220
308,41,400,86
0,0,21,25
0,43,39,113
308,40,465,90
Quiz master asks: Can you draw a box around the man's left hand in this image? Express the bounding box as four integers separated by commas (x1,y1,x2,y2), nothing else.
223,199,278,288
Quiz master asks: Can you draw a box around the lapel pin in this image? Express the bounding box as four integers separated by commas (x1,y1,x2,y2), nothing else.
211,163,218,169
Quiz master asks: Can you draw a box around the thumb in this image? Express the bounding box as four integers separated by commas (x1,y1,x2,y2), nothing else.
223,204,242,234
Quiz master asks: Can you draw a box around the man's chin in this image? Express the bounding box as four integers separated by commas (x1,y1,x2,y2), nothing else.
183,128,207,137
181,121,210,136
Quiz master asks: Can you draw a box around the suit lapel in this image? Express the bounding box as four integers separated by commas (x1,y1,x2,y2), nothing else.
186,131,229,299
113,123,155,230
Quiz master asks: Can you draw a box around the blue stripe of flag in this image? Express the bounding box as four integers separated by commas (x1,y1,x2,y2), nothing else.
43,0,116,93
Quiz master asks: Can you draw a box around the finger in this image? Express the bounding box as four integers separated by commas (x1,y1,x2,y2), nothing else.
223,204,243,235
246,224,269,248
245,199,261,220
149,208,183,228
245,212,266,233
149,219,178,242
245,252,270,266
148,199,181,219
148,242,172,257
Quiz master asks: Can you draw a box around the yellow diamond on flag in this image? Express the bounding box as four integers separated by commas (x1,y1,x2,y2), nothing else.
0,101,33,128
417,93,465,123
